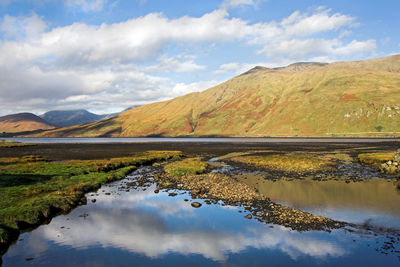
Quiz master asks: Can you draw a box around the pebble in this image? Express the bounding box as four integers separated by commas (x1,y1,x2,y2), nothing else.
191,202,202,208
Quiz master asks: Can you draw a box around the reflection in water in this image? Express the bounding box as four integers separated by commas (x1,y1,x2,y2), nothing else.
2,168,400,266
241,174,400,228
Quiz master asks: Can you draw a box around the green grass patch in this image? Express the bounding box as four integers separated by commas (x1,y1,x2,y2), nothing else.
0,140,35,148
164,158,208,177
358,152,395,166
230,153,334,173
0,150,182,250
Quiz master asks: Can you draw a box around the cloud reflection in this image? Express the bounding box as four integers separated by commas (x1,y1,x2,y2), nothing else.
24,187,347,262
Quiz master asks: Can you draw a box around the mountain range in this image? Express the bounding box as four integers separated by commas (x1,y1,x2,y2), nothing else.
0,109,131,134
14,54,400,137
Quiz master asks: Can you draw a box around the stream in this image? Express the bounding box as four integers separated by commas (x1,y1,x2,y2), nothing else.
2,166,400,266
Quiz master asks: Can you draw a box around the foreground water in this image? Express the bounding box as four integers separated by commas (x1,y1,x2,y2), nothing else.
2,167,400,266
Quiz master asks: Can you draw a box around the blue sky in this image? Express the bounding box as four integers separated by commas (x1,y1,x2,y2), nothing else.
0,0,398,116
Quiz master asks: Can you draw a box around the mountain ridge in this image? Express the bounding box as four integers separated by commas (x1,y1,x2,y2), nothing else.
0,113,55,133
28,54,400,137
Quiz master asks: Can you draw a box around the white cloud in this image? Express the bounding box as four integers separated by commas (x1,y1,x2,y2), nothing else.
0,13,46,39
0,7,376,115
221,0,256,9
144,55,206,73
65,0,106,12
215,62,240,74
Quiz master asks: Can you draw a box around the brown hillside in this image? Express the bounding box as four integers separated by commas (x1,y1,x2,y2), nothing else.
0,113,55,133
32,54,400,137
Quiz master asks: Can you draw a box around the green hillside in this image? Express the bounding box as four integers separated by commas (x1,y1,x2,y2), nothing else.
33,55,400,137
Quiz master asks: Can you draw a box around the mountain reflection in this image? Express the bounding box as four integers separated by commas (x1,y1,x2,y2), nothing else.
20,186,346,261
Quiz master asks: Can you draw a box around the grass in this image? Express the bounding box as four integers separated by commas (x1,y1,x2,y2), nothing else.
230,153,335,173
0,150,182,250
358,152,395,166
164,158,208,177
0,140,34,148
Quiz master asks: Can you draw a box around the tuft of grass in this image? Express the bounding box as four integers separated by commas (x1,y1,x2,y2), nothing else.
0,140,35,148
358,152,395,166
230,153,334,173
164,158,208,177
0,150,183,251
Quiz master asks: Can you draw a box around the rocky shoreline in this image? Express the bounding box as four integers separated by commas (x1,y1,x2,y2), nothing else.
154,172,346,231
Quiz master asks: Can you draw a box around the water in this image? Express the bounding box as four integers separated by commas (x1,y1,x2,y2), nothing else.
243,175,400,229
2,167,400,266
1,137,400,144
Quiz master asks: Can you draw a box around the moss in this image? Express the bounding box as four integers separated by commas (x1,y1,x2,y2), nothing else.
358,152,395,166
230,152,334,173
0,150,183,250
164,158,208,177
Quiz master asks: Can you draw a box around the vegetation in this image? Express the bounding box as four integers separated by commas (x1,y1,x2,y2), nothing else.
229,153,335,173
0,112,55,133
0,140,34,148
29,54,400,137
164,158,208,177
0,151,182,251
358,152,395,167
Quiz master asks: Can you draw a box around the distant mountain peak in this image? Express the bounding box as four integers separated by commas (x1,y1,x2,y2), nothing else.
240,66,269,76
0,112,55,133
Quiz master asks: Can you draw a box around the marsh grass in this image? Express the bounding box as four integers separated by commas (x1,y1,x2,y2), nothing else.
230,152,335,173
0,140,35,148
358,152,395,167
0,150,182,250
164,158,208,177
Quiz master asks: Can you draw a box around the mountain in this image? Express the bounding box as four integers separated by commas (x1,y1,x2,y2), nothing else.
40,109,108,128
31,54,400,137
0,113,55,133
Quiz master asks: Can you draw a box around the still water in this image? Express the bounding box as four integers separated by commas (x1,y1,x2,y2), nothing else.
2,137,400,143
2,167,400,266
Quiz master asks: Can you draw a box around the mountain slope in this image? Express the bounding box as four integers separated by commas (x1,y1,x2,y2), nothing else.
40,109,108,127
33,54,400,137
0,113,55,133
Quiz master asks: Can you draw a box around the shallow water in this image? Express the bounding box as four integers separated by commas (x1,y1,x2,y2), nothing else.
243,175,400,230
2,137,400,143
2,167,400,266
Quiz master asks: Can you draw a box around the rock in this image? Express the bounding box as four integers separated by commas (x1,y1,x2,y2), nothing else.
191,202,202,208
105,192,111,195
168,192,177,197
184,199,189,202
394,149,400,162
91,199,96,203
154,189,159,194
245,214,252,219
205,200,211,205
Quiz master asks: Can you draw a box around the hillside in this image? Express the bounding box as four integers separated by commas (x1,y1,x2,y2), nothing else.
32,54,400,137
0,113,55,133
40,109,109,127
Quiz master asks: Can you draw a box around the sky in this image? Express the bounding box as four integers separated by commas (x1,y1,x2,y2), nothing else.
0,0,399,116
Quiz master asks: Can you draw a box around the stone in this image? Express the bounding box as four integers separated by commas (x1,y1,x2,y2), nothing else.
191,202,202,208
154,189,159,194
244,214,252,219
91,199,96,203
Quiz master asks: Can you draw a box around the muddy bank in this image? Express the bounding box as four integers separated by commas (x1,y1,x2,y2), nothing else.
1,141,400,161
